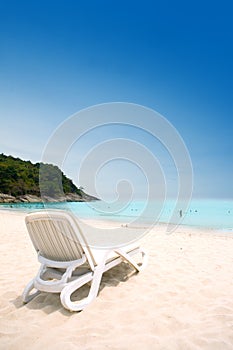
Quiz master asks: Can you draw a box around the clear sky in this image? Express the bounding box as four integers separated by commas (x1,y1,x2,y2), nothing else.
0,1,232,199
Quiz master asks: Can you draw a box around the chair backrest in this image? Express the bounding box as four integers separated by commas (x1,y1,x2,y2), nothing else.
25,210,96,269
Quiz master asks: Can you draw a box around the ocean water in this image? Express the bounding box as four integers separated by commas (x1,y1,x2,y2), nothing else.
1,199,232,231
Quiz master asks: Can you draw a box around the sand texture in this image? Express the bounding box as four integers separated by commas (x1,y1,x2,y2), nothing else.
0,210,233,350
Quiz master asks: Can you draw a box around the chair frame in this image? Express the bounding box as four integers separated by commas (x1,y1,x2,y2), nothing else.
22,210,147,312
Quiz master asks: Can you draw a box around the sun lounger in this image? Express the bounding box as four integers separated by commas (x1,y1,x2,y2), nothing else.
22,210,147,311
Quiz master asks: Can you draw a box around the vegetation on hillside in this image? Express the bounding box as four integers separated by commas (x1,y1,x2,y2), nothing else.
0,153,82,198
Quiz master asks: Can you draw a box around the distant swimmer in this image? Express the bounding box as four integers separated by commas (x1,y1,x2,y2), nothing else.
179,209,183,218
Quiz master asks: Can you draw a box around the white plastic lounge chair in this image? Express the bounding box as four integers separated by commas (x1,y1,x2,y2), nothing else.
22,210,147,312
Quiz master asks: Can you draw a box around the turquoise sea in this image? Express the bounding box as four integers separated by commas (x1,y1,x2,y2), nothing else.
1,199,232,232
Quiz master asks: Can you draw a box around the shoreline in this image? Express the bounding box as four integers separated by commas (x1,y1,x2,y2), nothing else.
0,207,232,237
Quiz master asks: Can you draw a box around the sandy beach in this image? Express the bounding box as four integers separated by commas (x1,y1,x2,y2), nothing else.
0,210,233,350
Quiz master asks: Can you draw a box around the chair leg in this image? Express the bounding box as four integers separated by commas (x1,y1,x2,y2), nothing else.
116,248,148,272
60,262,106,312
22,279,41,303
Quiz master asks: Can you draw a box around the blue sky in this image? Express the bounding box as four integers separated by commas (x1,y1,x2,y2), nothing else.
0,1,232,199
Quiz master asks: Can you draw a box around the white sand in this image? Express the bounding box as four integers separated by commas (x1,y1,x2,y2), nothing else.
0,210,233,350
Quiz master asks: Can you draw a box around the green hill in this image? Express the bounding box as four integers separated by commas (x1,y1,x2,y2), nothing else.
0,153,96,202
